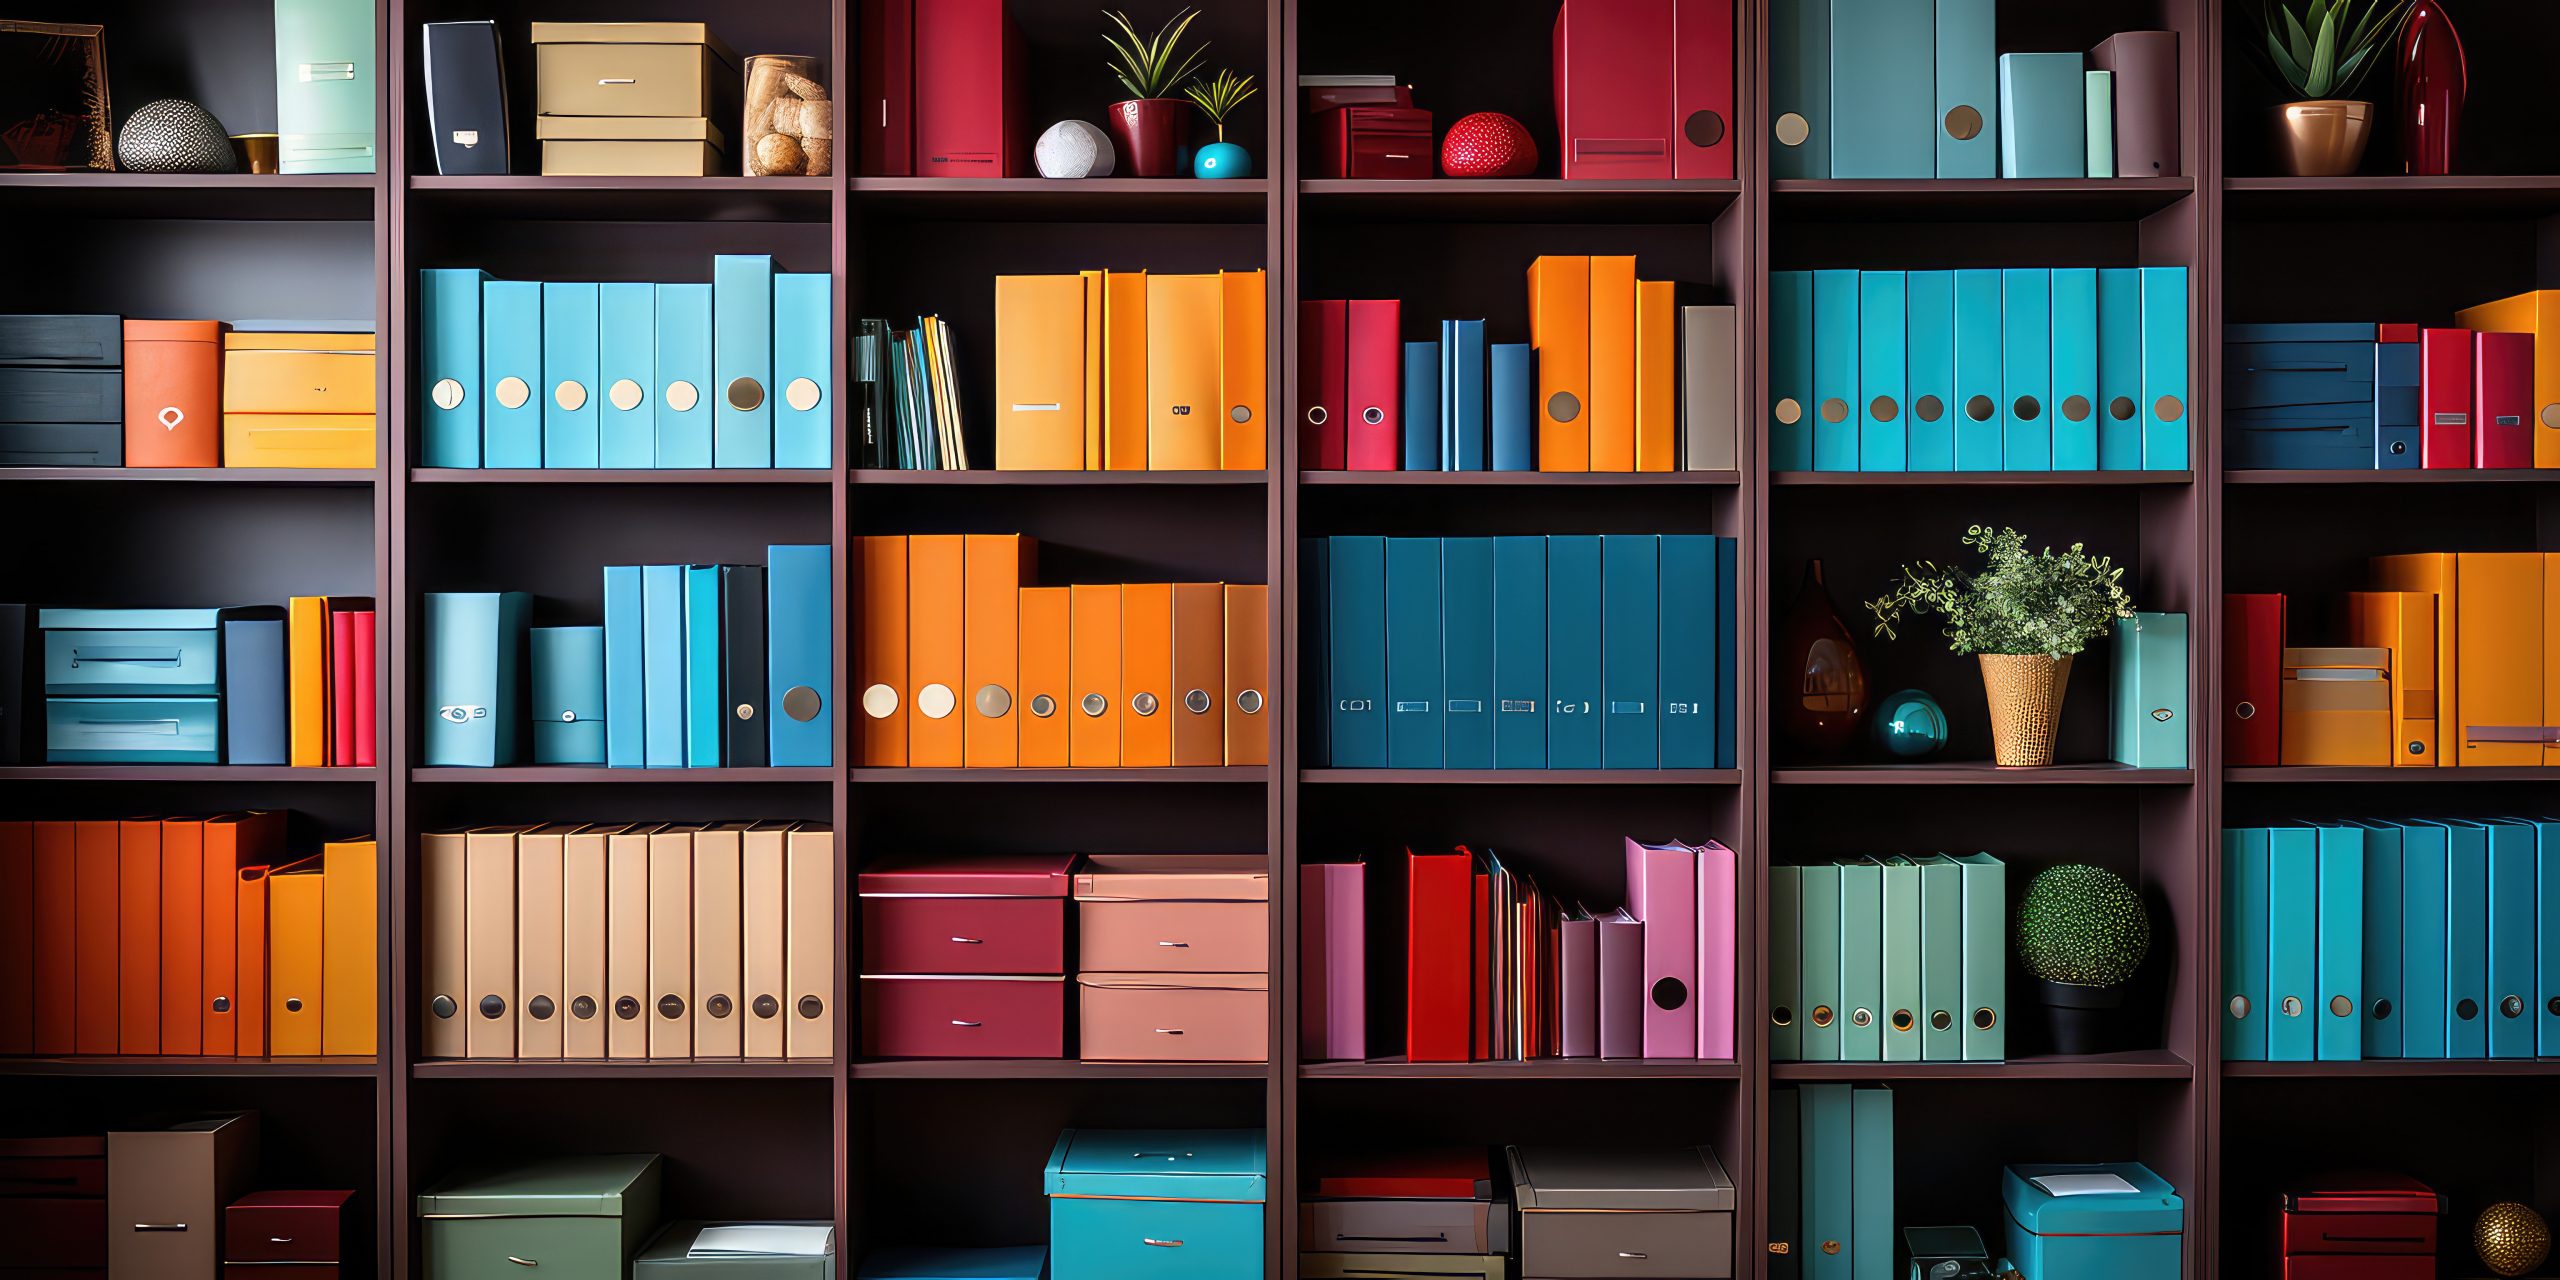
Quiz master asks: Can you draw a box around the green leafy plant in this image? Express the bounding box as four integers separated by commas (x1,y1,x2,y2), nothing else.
1103,7,1207,101
1184,68,1259,142
2251,0,2415,100
2016,864,2152,987
1865,525,2133,658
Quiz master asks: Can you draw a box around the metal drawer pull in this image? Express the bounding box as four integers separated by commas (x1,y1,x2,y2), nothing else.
1153,1027,1185,1034
132,1223,189,1232
269,1236,295,1244
949,936,983,944
1157,940,1189,947
1619,1251,1650,1259
1133,1151,1193,1160
598,78,635,84
509,1256,540,1267
1142,1238,1184,1248
70,648,182,666
950,1020,981,1027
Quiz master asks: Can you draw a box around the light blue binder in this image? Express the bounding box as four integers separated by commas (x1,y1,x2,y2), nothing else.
1771,0,1834,180
1858,271,1906,472
529,625,605,766
683,565,722,768
2001,269,2052,470
1953,269,2004,470
420,268,491,468
1772,271,1815,471
2485,820,2535,1058
714,254,775,468
1956,852,2005,1060
1327,536,1387,768
772,272,831,469
1801,1082,1854,1280
222,618,287,766
1715,536,1737,769
1850,1086,1894,1279
2051,267,2100,470
2315,825,2365,1061
1490,343,1534,472
2398,821,2450,1058
1491,535,1546,768
482,279,542,469
1838,857,1882,1062
2140,267,2190,469
598,282,655,468
766,543,833,766
2539,819,2560,1056
603,564,645,768
1770,864,1804,1061
1933,0,1998,177
1830,0,1934,177
1917,855,1963,1061
1444,320,1487,470
2354,821,2402,1059
2110,612,2187,768
1600,534,1658,769
2266,826,2316,1062
542,282,599,468
1385,537,1444,769
1442,537,1493,769
1880,856,1921,1061
2096,268,2144,470
2222,828,2270,1061
1906,271,1956,472
641,565,685,768
1997,52,2086,178
1659,534,1720,769
1547,535,1604,769
655,283,714,469
2445,821,2488,1058
1801,862,1844,1061
1812,270,1860,471
2085,71,2115,176
1402,342,1441,472
422,591,529,767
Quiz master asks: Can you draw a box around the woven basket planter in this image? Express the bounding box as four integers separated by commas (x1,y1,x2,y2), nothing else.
1980,653,2073,767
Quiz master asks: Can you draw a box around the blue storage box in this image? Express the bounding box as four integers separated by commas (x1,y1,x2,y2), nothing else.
40,606,280,763
531,625,606,766
46,696,221,763
2226,403,2377,470
857,1246,1046,1279
2001,1163,2182,1280
1043,1129,1264,1280
2224,324,2378,412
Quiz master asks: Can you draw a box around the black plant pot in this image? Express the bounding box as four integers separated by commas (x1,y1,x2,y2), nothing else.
2036,978,2127,1055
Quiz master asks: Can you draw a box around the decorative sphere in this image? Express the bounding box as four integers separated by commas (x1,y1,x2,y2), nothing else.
1034,120,1114,179
117,99,237,174
1871,688,1950,759
1440,111,1538,178
2476,1202,2551,1277
1193,141,1251,180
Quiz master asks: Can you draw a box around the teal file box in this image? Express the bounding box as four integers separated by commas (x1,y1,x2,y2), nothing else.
1956,852,2004,1060
598,282,656,469
274,0,377,173
1953,269,2004,469
1492,535,1546,768
1547,535,1604,769
1771,0,1834,179
1442,536,1494,769
684,565,722,768
1838,857,1882,1061
420,268,491,468
2001,269,2052,470
2539,819,2560,1056
2139,267,2190,469
714,255,775,468
603,565,645,768
1600,534,1658,768
2445,821,2488,1058
1659,534,1720,768
2109,611,2188,768
2267,827,2316,1061
1880,856,1921,1061
2085,71,2116,176
1770,864,1804,1060
2222,828,2270,1060
1997,53,2086,178
2354,821,2402,1058
1801,862,1844,1061
482,280,543,469
656,283,715,469
1327,536,1387,768
1830,0,1934,177
1933,0,1998,178
47,697,219,764
1770,1089,1802,1279
1385,537,1444,769
40,608,229,697
1850,1087,1894,1277
1906,271,1955,471
1772,271,1815,471
2315,825,2365,1061
2397,821,2449,1058
1812,270,1860,471
1858,271,1907,471
423,591,530,767
2052,267,2100,470
2485,820,2535,1058
766,544,832,767
1044,1129,1265,1280
642,564,685,768
2096,268,2144,469
2001,1163,2182,1280
773,272,832,469
530,625,605,766
1800,1083,1854,1279
1917,854,1963,1060
543,282,600,468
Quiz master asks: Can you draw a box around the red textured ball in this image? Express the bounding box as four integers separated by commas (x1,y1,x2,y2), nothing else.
1440,111,1539,178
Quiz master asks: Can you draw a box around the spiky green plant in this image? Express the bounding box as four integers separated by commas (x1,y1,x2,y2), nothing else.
1103,7,1207,101
2252,0,2415,100
1183,69,1259,142
1865,525,2133,658
2016,864,2152,987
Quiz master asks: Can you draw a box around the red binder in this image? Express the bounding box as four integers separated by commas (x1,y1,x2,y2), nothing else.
0,822,28,1054
352,610,378,768
1301,300,1348,470
2476,331,2534,469
1671,0,1734,178
1405,848,1473,1062
31,822,73,1054
1346,299,1401,471
1554,0,1675,180
858,0,916,176
329,609,355,767
1471,866,1491,1061
915,0,1023,177
1314,1148,1495,1199
2420,327,2473,468
2226,593,2286,767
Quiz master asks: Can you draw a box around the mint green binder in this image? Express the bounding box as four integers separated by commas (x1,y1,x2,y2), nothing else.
1956,853,2006,1060
1851,1087,1894,1280
1839,858,1883,1061
274,0,377,173
1802,1083,1855,1280
1916,855,1964,1061
1772,863,1805,1061
1802,862,1845,1061
1881,856,1923,1061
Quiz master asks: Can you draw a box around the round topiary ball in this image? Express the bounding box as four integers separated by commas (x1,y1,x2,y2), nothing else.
2015,863,2150,987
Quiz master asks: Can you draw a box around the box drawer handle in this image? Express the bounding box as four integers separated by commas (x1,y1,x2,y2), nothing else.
1142,1238,1184,1248
132,1223,190,1232
1153,1027,1186,1034
299,62,356,81
1618,1251,1650,1260
1133,1150,1193,1160
80,719,183,735
70,647,183,667
1340,1233,1449,1243
949,936,982,944
950,1020,981,1027
268,1236,295,1244
598,78,636,85
1156,940,1190,947
508,1256,540,1267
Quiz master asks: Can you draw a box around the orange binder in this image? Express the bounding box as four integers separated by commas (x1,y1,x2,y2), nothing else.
2350,591,2438,766
2371,553,2457,767
236,863,270,1056
1105,270,1149,470
1170,582,1225,767
1223,584,1269,767
963,534,1038,768
1121,583,1174,768
2548,556,2560,766
420,830,467,1059
1081,269,1106,469
1018,586,1072,767
606,824,658,1059
464,825,527,1059
267,855,324,1057
2455,290,2560,468
117,818,161,1055
202,812,282,1057
514,826,566,1060
995,274,1090,470
1070,583,1123,767
1589,255,1638,471
1528,256,1592,472
857,535,910,767
1635,278,1677,471
287,596,329,768
784,823,833,1059
907,534,966,768
319,836,377,1057
1220,269,1268,470
2453,552,2544,766
73,820,117,1055
561,823,618,1059
1146,273,1224,470
741,821,788,1059
32,822,74,1054
648,824,698,1059
0,822,26,1054
692,822,748,1058
158,818,203,1055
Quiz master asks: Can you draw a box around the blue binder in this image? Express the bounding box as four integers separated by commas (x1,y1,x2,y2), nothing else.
1880,856,1921,1061
1801,1082,1853,1279
2266,826,2316,1062
1838,858,1882,1061
772,272,831,469
683,564,722,768
1997,52,2086,178
1327,536,1388,768
423,590,530,767
2315,825,2364,1061
2354,821,2402,1059
2222,828,2270,1061
598,282,655,468
1443,320,1487,471
1547,535,1604,769
222,618,287,766
713,254,774,468
1385,536,1444,768
1953,269,2004,470
1492,535,1546,768
1771,271,1815,471
530,625,605,766
1600,534,1658,768
1490,343,1533,471
1659,534,1720,769
656,283,714,468
1830,0,1934,178
641,565,685,768
2051,267,2100,470
542,281,599,468
2376,339,2422,468
766,543,832,766
1906,271,1956,471
1402,342,1441,472
482,279,543,469
2445,821,2489,1058
2096,268,2143,470
1812,270,1860,471
1800,863,1844,1061
1442,537,1493,769
1933,0,1998,178
1858,270,1906,472
1770,1087,1802,1277
1850,1086,1894,1275
602,564,645,768
1715,535,1737,769
2398,821,2450,1059
1770,0,1834,180
2539,819,2560,1056
1301,537,1329,766
2140,267,2190,469
2001,269,2052,470
2485,820,2535,1058
420,268,491,468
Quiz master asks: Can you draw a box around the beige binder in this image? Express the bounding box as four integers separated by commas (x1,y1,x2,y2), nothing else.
465,826,532,1059
107,1113,258,1277
561,823,620,1058
648,824,700,1058
607,823,660,1059
515,824,575,1059
421,831,469,1059
691,821,749,1058
784,822,833,1059
741,821,789,1059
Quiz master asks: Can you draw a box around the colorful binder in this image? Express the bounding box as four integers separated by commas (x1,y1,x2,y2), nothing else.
2315,825,2364,1061
1659,534,1723,769
1956,852,2004,1060
1837,858,1882,1062
1442,537,1495,770
2001,268,2052,471
1770,0,1833,179
1829,0,1933,177
2051,267,2100,470
1769,863,1802,1061
1800,861,1842,1061
1879,856,1921,1062
766,543,832,767
1600,534,1659,768
2485,820,2535,1058
773,272,831,469
1810,269,1859,471
542,281,599,468
2355,820,2402,1060
1626,839,1698,1058
1917,854,1963,1061
1771,270,1814,471
655,283,714,469
2222,828,2269,1061
1906,271,1956,471
1547,535,1604,769
1857,270,1906,472
1997,52,2085,178
2267,826,2316,1062
1492,535,1547,769
420,268,492,467
712,254,774,468
2397,820,2449,1059
2140,267,2190,469
423,591,530,767
482,279,542,468
1932,0,1996,177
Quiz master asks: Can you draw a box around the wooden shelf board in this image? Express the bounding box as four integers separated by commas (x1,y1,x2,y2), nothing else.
413,1059,836,1079
2224,766,2560,783
849,767,1267,783
2225,1059,2560,1078
2225,174,2560,220
851,1059,1269,1080
1773,177,2193,222
0,467,375,485
0,172,375,220
407,175,834,222
1301,768,1742,785
1772,1050,2194,1081
1303,470,1742,487
1299,178,1740,223
1773,470,2191,487
409,766,836,783
0,1056,377,1078
409,468,833,485
1302,1057,1743,1080
1774,763,2190,785
2226,468,2560,485
0,766,379,782
848,176,1270,222
851,469,1266,485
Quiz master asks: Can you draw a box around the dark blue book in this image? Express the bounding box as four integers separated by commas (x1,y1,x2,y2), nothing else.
1402,341,1440,471
222,618,287,765
1443,319,1488,470
1491,342,1534,471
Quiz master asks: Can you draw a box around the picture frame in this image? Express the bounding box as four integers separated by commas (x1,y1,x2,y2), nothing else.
0,20,113,171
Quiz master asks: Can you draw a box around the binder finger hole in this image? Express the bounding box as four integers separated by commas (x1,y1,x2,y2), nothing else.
2155,394,2185,422
916,684,956,719
479,995,506,1019
1890,1009,1914,1032
608,378,644,411
2281,995,2303,1018
1811,1004,1835,1028
529,996,555,1020
571,996,597,1020
798,995,824,1019
1944,105,1983,141
754,995,780,1019
495,376,531,410
1819,398,1848,424
2062,394,2091,423
1029,694,1057,718
428,995,450,1019
727,376,766,411
1306,406,1329,426
1972,1007,1996,1030
2109,395,2138,421
2501,995,2525,1019
862,684,899,719
1081,692,1108,717
657,994,686,1019
1775,397,1804,425
665,380,700,413
1965,394,1996,422
2228,995,2250,1020
2328,994,2355,1018
1869,395,1899,423
1362,405,1385,425
1850,1007,1872,1028
1771,1005,1794,1027
1650,976,1688,1012
2455,997,2479,1021
431,378,466,410
1236,689,1264,715
1683,109,1724,148
1914,395,1944,423
2013,395,2042,422
1775,112,1810,146
1930,1010,1952,1031
2370,998,2391,1022
615,996,641,1020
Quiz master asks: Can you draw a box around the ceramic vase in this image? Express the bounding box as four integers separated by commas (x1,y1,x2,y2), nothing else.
2397,1,2467,176
1194,140,1250,179
2277,99,2373,177
1107,98,1191,178
1775,560,1868,760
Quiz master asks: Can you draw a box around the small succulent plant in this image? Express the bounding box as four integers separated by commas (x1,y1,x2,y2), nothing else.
1184,69,1258,143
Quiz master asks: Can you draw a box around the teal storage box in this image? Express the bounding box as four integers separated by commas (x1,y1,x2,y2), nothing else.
47,696,221,763
635,1221,836,1278
859,1246,1046,1279
41,608,239,697
1043,1129,1265,1280
274,0,378,173
418,1154,663,1280
2000,1163,2182,1280
531,625,607,766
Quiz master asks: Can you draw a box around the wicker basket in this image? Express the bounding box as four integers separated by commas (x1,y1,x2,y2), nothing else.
1980,653,2073,767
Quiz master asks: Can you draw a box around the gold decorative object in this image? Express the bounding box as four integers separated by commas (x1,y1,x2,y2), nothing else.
2475,1202,2551,1277
2278,100,2374,177
1980,653,2072,768
744,54,831,177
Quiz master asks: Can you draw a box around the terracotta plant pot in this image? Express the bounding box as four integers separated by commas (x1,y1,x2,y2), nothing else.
1106,98,1192,178
1979,653,2073,767
2277,99,2373,177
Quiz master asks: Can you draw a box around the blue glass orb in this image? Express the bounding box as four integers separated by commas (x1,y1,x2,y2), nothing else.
1872,688,1950,759
1194,141,1252,179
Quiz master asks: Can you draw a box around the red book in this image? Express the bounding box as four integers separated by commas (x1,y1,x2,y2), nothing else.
1554,0,1675,180
328,609,355,767
857,0,916,176
1314,1148,1495,1199
914,0,1023,177
352,611,378,768
1301,301,1348,470
1471,867,1491,1061
0,823,28,1054
2377,322,2423,345
2419,327,2473,468
1671,0,1735,179
2225,593,2286,767
2475,331,2533,468
1345,299,1402,471
1404,848,1473,1063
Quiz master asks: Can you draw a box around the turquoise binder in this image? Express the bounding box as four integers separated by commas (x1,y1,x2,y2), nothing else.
655,283,714,469
1858,271,1906,472
420,268,491,468
2051,267,2100,470
1956,853,2004,1060
274,0,376,174
1772,271,1816,471
1850,1086,1894,1278
683,565,722,768
1771,0,1834,180
714,254,774,468
422,591,529,767
1716,536,1737,769
1997,52,2086,178
2267,827,2316,1061
2485,820,2535,1058
1830,0,1934,177
2538,819,2560,1056
641,564,685,768
2445,821,2488,1058
1880,856,1921,1061
1385,537,1444,769
1812,270,1861,471
765,543,833,767
1838,857,1882,1061
2315,825,2365,1061
1659,534,1720,769
2397,821,2449,1058
1932,0,1998,177
2354,821,2401,1059
1906,271,1955,472
1600,534,1658,768
603,565,645,768
1491,535,1546,768
2085,70,2116,177
542,282,599,469
2096,268,2144,470
1801,862,1844,1061
1442,537,1493,769
530,626,605,766
2109,611,2188,768
1801,1083,1854,1280
2222,829,2270,1061
482,279,542,469
1402,341,1439,471
773,272,832,469
1953,269,2004,470
1770,864,1804,1061
1327,537,1387,769
2001,269,2052,470
1547,535,1604,769
1916,854,1963,1060
598,282,655,468
2139,267,2190,469
1770,1088,1802,1279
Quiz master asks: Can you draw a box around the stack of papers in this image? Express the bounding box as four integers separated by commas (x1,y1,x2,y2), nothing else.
688,1225,835,1258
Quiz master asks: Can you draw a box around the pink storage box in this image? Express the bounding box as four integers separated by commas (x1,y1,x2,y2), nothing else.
1077,972,1268,1062
1072,854,1271,975
860,853,1075,975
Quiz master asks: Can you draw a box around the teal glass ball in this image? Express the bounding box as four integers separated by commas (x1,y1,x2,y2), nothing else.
1194,141,1252,179
1872,688,1950,759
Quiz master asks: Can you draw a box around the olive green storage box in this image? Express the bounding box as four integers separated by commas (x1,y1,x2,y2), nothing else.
417,1154,664,1280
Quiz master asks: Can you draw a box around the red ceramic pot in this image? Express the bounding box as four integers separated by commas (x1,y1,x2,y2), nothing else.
1107,98,1193,178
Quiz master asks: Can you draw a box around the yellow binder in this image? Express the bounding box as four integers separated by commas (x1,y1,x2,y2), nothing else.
1589,255,1638,471
994,274,1089,471
267,856,325,1056
1528,256,1590,472
287,596,328,767
319,836,376,1056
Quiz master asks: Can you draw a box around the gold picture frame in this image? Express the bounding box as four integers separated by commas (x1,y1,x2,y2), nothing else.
0,20,113,171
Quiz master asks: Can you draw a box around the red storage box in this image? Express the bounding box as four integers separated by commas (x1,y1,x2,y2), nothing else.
2281,1175,2441,1280
859,853,1074,975
861,974,1066,1058
227,1188,355,1264
1314,106,1433,180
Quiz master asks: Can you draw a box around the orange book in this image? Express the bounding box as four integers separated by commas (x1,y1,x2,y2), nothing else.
2350,591,2438,766
962,534,1038,768
236,863,271,1056
1145,273,1224,470
1222,584,1270,767
1104,270,1149,470
2454,291,2560,468
1220,269,1268,470
1635,279,1677,471
320,837,376,1056
1018,586,1072,768
1528,256,1591,472
906,534,966,767
32,822,74,1054
1170,583,1225,767
73,820,117,1055
158,818,203,1055
1121,583,1175,767
116,819,161,1055
0,822,29,1053
201,812,282,1056
288,595,330,768
1589,256,1638,471
266,856,324,1057
2370,554,2457,767
857,535,910,767
1081,270,1106,469
1070,584,1123,767
994,274,1090,470
2453,552,2543,766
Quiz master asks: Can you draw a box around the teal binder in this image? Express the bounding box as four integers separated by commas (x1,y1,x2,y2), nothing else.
542,282,599,469
2315,825,2365,1061
482,279,542,469
1771,0,1834,180
713,254,774,468
1801,1083,1854,1280
1916,854,1963,1060
773,272,832,469
2051,267,2100,470
641,564,685,768
683,565,722,768
1770,1088,1802,1279
1385,537,1444,769
1956,853,2004,1060
1906,271,1956,472
1547,535,1604,769
2085,70,2116,177
1858,271,1906,472
2538,819,2560,1056
2267,827,2317,1061
1997,52,2086,178
1772,271,1816,471
598,282,655,468
2397,821,2449,1058
1838,857,1882,1061
1830,0,1934,177
1801,862,1844,1061
1442,536,1494,770
1932,0,1997,178
1953,269,2004,470
1326,536,1388,769
1880,856,1921,1061
603,564,645,768
2485,819,2534,1058
420,268,491,468
1812,270,1861,471
1600,534,1659,768
2096,268,2144,470
2445,821,2488,1058
655,283,714,469
2222,829,2270,1061
2001,269,2052,470
2353,821,2402,1059
422,591,530,767
1492,535,1546,769
1850,1086,1894,1279
2109,611,2188,768
2139,267,2190,469
1770,863,1804,1061
1659,535,1721,769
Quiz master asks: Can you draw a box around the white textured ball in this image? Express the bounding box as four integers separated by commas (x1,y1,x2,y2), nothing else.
1035,119,1115,178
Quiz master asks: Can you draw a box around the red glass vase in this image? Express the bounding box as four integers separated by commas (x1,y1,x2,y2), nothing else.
1776,559,1870,761
2397,1,2466,176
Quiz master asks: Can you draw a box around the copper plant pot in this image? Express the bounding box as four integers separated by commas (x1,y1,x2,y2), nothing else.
2277,99,2373,177
1980,653,2073,767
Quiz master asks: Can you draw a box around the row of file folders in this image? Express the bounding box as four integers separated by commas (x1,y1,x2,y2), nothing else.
1768,1085,1894,1280
420,822,835,1060
417,258,831,469
1771,267,2190,473
0,816,376,1058
1768,855,2008,1063
1306,535,1737,769
989,270,1268,471
2222,820,2560,1062
24,600,374,767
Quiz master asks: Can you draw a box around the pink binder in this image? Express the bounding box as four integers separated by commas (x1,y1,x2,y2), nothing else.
1624,838,1698,1058
1558,905,1599,1058
1596,907,1644,1059
1301,861,1366,1061
1693,839,1736,1060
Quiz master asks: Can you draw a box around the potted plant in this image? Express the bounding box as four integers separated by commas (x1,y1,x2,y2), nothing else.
1102,7,1207,178
2248,0,2416,176
1184,68,1258,179
1865,525,2132,767
2015,864,2152,1054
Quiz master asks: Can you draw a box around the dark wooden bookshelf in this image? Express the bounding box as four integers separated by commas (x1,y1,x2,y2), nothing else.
410,468,834,485
0,1056,381,1077
848,468,1267,485
2223,766,2560,784
2223,1059,2560,1079
1770,1050,2195,1082
1771,763,2194,785
1301,768,1744,786
1302,1057,1745,1080
411,1059,839,1079
2225,468,2560,485
1303,469,1744,486
1771,176,2195,221
1771,469,2193,486
0,467,377,485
